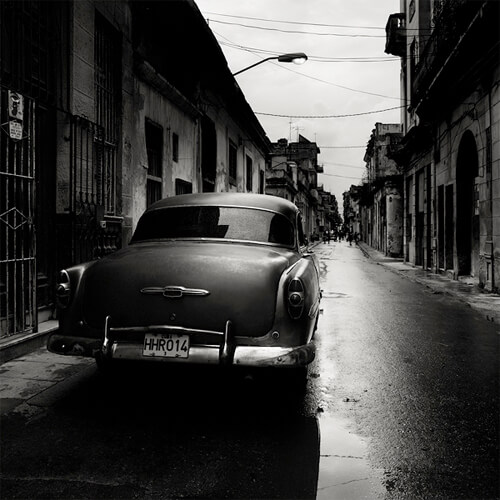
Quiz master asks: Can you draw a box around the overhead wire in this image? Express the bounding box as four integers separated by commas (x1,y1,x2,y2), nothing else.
218,40,398,63
255,105,405,119
207,18,387,37
212,30,405,101
203,11,434,33
203,11,386,30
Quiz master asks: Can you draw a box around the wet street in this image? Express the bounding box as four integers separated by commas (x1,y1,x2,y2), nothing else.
1,241,499,499
314,241,499,499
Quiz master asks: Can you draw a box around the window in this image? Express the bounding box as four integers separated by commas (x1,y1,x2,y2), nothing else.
132,207,295,247
175,179,192,195
486,127,492,174
145,120,163,207
95,12,120,214
172,132,179,162
246,155,253,192
229,140,237,185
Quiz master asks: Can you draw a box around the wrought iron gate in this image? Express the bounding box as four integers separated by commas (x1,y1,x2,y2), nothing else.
0,91,37,337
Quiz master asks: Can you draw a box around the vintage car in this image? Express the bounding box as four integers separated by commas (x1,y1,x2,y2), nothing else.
47,193,321,381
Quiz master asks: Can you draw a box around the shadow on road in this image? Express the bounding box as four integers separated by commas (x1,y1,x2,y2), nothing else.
2,363,320,499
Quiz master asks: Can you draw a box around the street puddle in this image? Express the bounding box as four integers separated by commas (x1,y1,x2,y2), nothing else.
316,415,385,499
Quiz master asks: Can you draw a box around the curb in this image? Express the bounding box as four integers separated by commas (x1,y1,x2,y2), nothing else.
0,322,57,364
358,243,500,326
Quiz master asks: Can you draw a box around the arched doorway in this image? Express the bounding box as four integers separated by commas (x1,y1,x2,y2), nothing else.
456,131,479,277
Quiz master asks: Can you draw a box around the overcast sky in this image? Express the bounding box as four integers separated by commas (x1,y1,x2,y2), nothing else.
194,0,402,205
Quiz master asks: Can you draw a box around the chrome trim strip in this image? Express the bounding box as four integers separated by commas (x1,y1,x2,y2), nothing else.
140,285,210,298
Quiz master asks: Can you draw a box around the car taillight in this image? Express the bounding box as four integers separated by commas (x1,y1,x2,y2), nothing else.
287,278,304,319
56,270,71,308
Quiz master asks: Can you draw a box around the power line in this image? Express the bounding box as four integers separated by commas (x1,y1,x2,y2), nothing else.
218,40,397,62
204,11,433,33
319,145,366,149
322,162,366,169
214,33,403,101
320,172,363,180
255,105,405,119
208,18,386,38
204,11,386,30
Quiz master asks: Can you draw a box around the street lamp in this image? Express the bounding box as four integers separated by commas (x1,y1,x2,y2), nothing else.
232,52,308,76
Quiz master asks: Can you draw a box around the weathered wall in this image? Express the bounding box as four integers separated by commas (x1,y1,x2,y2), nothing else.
126,81,198,233
386,185,403,257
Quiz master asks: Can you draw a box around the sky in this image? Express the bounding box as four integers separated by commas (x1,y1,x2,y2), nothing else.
194,0,402,205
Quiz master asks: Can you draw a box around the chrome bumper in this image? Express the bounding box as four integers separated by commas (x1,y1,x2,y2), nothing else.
109,342,315,367
48,316,315,368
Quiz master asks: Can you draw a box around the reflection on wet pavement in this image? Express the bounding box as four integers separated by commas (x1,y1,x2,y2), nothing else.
316,415,385,499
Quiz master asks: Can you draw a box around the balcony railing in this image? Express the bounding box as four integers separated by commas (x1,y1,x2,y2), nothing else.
412,0,487,111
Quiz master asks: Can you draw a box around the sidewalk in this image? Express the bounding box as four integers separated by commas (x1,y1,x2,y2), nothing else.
357,241,500,327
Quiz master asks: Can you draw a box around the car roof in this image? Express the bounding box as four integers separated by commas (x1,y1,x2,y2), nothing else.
146,193,299,222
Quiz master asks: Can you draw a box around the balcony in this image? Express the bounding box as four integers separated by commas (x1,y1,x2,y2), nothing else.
412,0,497,116
385,13,406,57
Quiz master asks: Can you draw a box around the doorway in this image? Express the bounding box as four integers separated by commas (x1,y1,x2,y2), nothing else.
456,131,478,276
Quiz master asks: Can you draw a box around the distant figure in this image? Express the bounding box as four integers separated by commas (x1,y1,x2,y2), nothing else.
347,232,353,246
327,231,331,244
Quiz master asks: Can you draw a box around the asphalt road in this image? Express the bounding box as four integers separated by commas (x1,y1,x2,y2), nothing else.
313,241,499,499
1,241,499,499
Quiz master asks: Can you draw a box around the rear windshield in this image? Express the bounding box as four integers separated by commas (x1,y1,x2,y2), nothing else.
131,206,295,246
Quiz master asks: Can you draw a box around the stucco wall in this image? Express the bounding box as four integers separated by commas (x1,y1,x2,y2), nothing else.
386,187,403,257
204,98,266,195
124,81,198,233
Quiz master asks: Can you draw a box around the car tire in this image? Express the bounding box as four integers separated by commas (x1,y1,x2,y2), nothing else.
95,351,115,376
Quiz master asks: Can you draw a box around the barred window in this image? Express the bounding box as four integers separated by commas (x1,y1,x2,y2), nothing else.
145,120,163,207
229,140,237,185
246,155,253,192
172,132,179,163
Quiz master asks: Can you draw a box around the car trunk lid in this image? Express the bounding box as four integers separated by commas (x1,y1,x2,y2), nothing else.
82,241,295,338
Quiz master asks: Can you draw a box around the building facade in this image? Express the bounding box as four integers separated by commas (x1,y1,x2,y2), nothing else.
0,0,270,338
361,123,404,256
385,0,499,290
267,136,338,241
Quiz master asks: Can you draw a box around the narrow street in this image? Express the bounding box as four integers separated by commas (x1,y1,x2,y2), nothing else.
313,241,499,499
1,241,499,499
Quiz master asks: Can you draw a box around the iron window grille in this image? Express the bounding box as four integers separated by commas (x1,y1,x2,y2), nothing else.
94,12,120,215
145,119,163,207
246,154,253,192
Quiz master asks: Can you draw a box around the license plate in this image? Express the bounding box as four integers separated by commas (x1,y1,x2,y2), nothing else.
142,333,190,358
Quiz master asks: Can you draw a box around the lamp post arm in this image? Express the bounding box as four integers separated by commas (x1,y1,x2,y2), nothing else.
232,56,278,76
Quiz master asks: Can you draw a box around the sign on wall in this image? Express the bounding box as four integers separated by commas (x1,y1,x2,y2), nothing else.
8,91,24,140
